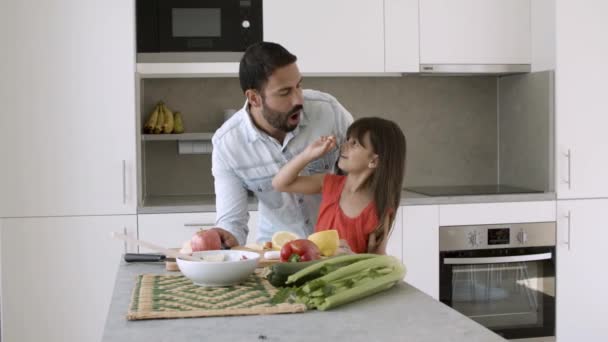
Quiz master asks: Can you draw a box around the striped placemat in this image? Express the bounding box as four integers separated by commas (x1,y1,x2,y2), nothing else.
127,270,306,320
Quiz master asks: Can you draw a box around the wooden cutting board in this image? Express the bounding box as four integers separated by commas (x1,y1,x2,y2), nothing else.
165,246,280,272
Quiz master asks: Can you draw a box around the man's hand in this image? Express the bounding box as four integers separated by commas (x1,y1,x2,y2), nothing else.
335,239,354,255
209,228,239,248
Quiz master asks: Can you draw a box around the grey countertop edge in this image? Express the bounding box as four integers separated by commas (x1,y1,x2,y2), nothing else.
138,192,557,214
102,261,506,342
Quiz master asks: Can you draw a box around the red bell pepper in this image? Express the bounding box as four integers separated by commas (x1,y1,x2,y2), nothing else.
280,239,322,262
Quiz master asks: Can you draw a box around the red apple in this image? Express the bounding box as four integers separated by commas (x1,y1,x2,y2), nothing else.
191,229,222,252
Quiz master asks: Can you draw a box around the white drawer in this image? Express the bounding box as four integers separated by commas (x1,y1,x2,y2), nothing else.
137,213,216,253
137,212,259,252
439,201,556,226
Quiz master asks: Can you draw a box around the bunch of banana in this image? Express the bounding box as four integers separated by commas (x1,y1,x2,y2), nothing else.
143,101,185,134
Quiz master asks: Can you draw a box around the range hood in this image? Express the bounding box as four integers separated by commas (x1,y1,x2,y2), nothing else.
419,64,531,76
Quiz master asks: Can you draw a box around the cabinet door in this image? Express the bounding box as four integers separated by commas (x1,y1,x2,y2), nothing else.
0,0,136,217
403,205,439,299
264,0,384,73
386,207,404,262
556,199,608,341
384,0,419,73
419,0,531,64
555,1,608,199
0,215,136,342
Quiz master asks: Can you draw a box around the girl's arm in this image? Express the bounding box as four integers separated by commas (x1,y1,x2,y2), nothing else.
272,136,336,194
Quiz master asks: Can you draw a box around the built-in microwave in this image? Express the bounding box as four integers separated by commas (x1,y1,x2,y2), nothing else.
136,0,263,63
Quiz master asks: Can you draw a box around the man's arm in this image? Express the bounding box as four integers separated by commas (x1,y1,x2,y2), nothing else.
212,144,250,247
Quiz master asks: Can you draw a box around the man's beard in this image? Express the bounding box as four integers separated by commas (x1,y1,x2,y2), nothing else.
261,97,303,133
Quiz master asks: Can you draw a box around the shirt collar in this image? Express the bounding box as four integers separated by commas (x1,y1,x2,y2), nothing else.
241,98,309,144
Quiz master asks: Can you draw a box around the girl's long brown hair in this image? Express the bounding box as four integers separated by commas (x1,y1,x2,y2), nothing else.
345,117,407,253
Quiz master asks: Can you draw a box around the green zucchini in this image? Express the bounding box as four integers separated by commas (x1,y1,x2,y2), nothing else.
265,260,323,288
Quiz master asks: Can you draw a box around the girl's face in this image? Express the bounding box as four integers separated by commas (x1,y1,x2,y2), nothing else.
338,132,378,172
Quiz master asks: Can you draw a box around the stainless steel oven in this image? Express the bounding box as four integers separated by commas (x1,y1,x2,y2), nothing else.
137,0,263,62
439,222,555,340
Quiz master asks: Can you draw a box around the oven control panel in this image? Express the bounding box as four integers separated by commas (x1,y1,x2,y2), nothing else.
439,222,556,251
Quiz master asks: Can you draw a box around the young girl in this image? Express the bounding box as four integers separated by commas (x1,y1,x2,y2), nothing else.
272,117,406,254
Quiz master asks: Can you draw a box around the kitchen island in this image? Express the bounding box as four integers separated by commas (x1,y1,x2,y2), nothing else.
102,261,506,342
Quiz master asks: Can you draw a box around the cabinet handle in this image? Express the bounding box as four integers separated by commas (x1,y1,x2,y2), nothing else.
563,149,572,190
122,160,127,204
184,223,216,227
123,226,128,252
563,211,572,251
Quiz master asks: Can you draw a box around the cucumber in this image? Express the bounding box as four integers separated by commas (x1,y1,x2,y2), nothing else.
265,260,323,288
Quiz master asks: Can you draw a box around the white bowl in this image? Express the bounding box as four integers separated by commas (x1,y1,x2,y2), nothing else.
176,250,260,287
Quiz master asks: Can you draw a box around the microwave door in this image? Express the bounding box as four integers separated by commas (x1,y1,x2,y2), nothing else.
157,0,246,52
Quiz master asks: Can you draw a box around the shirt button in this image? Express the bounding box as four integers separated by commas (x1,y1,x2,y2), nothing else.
324,164,329,169
298,198,304,204
305,219,310,225
257,187,262,192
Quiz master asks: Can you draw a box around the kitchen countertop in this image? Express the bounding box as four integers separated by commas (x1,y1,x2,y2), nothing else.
102,261,506,342
138,191,556,214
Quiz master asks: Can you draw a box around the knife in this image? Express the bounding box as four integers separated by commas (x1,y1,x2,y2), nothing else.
124,253,169,263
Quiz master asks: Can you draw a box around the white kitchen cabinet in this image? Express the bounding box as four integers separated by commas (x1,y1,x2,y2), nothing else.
0,0,136,217
385,207,404,262
419,0,531,65
555,0,608,199
264,0,384,74
402,205,440,299
384,0,419,73
137,211,259,252
556,199,608,341
0,215,136,342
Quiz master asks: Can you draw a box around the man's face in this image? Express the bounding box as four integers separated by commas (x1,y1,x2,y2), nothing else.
259,63,304,133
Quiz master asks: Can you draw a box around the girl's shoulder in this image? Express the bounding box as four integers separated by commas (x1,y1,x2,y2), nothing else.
322,174,346,195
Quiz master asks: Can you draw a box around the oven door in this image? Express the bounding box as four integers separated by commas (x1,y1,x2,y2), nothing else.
440,246,555,339
157,0,262,52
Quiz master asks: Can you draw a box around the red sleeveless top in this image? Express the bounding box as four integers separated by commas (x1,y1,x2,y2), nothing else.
314,174,379,253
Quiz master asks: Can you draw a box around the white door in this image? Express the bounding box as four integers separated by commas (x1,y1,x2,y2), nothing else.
0,215,136,342
556,199,608,341
419,0,531,64
0,0,136,217
264,0,384,73
555,0,608,199
403,205,439,299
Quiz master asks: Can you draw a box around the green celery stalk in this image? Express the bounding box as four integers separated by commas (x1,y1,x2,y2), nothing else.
285,254,378,285
316,262,406,311
310,255,400,285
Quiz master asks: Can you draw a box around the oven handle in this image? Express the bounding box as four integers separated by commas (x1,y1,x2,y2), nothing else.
444,252,552,265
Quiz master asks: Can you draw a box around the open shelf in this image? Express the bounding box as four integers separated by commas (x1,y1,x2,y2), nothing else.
136,62,239,78
142,132,214,141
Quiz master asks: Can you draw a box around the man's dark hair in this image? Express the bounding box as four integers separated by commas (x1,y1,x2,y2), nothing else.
239,42,297,93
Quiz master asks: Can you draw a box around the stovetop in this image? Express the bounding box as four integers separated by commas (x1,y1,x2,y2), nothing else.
404,185,544,197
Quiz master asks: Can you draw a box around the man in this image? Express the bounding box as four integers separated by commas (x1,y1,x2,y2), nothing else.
211,42,353,247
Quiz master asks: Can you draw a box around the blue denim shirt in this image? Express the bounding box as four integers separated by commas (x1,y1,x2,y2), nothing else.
211,89,353,245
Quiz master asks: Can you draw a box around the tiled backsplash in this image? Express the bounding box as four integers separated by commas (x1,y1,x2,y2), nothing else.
141,76,504,197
